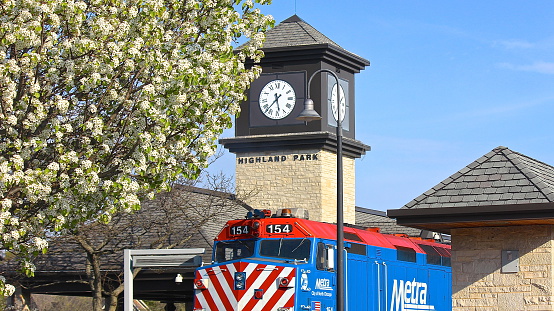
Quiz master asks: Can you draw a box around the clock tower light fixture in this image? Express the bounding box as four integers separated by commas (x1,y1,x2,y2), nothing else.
297,68,346,311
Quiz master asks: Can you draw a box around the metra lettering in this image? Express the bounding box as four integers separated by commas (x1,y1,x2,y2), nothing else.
314,278,333,291
390,279,434,311
237,154,319,165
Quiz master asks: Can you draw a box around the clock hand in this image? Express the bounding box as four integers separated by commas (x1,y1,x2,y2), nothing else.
274,93,282,111
264,93,283,114
264,95,279,113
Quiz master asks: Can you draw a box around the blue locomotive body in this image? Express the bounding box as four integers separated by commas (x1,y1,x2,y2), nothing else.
193,209,452,311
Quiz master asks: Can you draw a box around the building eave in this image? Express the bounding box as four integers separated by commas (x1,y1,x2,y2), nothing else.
244,43,370,73
220,132,370,159
387,202,554,234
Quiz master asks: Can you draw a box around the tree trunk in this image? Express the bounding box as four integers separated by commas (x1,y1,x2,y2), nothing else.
5,285,32,311
106,294,119,311
86,252,104,311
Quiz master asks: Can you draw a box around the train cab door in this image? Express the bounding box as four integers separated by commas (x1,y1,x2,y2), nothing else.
309,242,336,311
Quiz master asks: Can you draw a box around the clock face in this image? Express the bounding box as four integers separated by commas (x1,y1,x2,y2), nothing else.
331,83,346,122
259,79,296,120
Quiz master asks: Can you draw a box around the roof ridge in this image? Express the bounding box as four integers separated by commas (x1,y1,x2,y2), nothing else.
296,20,320,45
403,149,499,209
500,147,554,202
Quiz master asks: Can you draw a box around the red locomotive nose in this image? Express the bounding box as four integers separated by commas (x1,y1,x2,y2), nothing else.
194,262,297,311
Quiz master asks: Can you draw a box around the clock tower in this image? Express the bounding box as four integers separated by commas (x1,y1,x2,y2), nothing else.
221,15,370,224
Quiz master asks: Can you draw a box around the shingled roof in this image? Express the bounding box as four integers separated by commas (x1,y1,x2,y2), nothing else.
355,207,422,236
388,146,554,233
262,15,342,49
240,15,369,73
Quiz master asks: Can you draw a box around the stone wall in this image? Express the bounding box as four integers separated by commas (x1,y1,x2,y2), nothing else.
452,225,554,311
235,149,356,224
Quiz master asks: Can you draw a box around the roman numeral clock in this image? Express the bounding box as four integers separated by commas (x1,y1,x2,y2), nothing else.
249,72,306,127
259,79,295,120
220,15,370,224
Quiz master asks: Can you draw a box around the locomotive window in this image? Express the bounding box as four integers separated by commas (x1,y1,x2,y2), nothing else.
435,246,452,267
343,232,363,242
348,243,366,256
418,244,441,265
316,242,334,271
442,256,451,267
260,238,311,261
435,246,452,257
395,246,416,262
418,244,451,267
215,240,255,263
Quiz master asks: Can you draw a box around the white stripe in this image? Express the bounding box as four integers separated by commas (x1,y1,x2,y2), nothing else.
272,276,296,310
206,265,235,311
251,267,295,311
195,287,210,310
220,264,239,307
238,264,276,310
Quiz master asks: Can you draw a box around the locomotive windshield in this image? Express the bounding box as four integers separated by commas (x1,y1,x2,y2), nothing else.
215,240,255,262
260,238,311,261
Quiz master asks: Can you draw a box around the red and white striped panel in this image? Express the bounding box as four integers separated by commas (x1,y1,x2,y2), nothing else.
194,262,296,311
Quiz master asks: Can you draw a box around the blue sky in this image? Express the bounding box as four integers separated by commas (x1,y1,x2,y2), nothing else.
208,0,554,212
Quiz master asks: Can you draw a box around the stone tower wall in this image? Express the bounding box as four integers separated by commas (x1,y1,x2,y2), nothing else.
235,149,356,224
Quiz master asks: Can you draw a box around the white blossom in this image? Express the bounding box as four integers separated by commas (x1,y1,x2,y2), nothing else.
0,0,273,296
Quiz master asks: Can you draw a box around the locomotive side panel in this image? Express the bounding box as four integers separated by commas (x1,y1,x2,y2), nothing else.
345,251,371,311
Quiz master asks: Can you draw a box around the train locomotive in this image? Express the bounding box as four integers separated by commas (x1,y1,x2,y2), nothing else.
193,208,452,311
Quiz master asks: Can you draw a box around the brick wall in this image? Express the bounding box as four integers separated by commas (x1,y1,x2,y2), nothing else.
452,225,554,311
235,149,356,224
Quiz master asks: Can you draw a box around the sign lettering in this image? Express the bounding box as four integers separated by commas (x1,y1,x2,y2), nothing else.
390,278,433,311
265,224,292,234
230,226,249,235
237,153,319,165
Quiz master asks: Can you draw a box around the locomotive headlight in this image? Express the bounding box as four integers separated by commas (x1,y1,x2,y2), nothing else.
234,272,246,290
235,280,245,290
194,279,209,289
235,272,245,281
252,220,261,237
278,277,292,288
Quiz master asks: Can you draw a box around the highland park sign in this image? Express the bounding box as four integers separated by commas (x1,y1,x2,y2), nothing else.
237,153,320,165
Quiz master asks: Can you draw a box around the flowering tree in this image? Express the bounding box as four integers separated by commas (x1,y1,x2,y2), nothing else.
0,0,273,295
